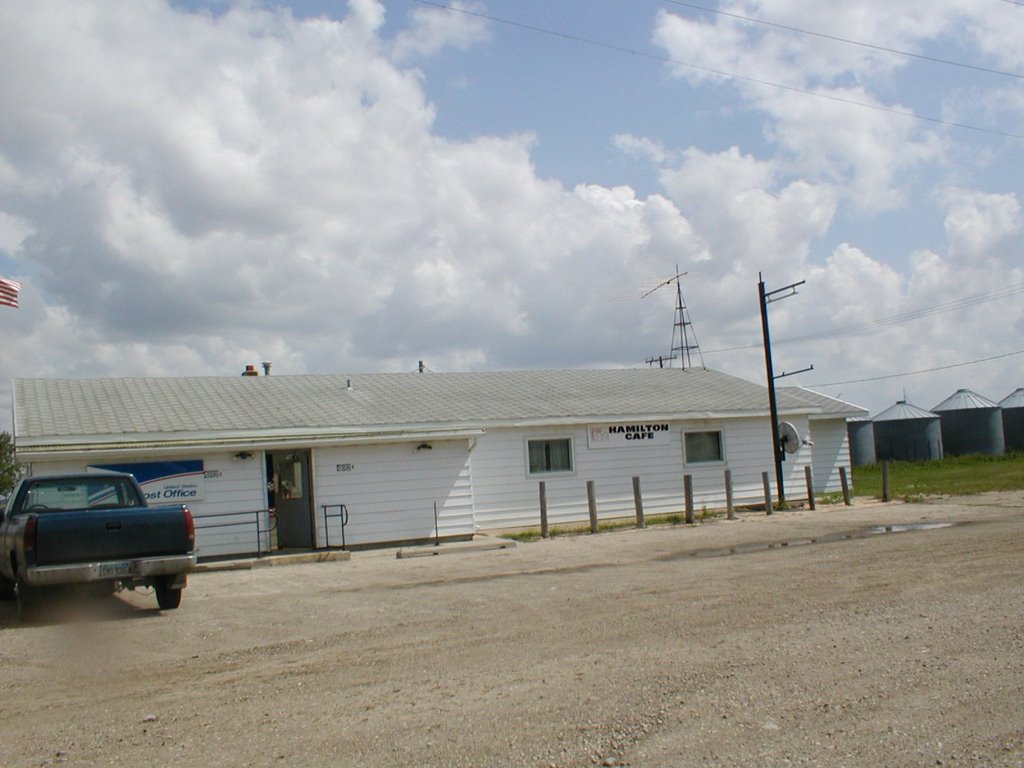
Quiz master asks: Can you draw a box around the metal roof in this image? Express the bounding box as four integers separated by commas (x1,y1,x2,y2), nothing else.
932,388,999,412
999,388,1024,409
14,368,831,451
777,386,868,419
872,400,939,422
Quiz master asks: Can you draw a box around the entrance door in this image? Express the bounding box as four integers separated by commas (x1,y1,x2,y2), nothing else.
270,450,314,548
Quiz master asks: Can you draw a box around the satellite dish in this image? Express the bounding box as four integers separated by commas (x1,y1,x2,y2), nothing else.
779,421,801,454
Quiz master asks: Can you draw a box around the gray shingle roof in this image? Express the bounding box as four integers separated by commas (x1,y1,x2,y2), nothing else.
14,367,833,448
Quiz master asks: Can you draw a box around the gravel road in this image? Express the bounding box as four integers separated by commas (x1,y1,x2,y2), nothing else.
1,493,1022,767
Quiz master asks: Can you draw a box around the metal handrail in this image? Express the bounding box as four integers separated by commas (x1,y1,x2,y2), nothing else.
193,508,276,557
321,504,349,550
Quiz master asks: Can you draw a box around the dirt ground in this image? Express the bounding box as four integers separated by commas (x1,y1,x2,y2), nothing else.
1,493,1022,768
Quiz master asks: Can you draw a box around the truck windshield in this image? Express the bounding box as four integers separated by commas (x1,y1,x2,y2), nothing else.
21,477,141,512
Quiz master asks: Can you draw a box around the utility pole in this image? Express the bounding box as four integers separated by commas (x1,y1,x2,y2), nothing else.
758,273,813,506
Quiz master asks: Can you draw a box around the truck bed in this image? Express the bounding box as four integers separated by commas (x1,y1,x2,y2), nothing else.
32,505,192,566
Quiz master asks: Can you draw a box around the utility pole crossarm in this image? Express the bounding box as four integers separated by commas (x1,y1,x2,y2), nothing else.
758,273,812,508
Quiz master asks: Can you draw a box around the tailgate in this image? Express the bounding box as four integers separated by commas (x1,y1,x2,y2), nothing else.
32,506,191,566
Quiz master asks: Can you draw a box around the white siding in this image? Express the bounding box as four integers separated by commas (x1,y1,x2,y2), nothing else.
471,417,799,530
25,454,269,559
188,453,268,559
807,418,851,494
20,413,847,550
473,425,685,530
313,440,474,547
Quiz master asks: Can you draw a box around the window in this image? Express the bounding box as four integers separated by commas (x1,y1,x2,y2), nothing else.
21,477,140,512
684,430,724,464
527,438,573,475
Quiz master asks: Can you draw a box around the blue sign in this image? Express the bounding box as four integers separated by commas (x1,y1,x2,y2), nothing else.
91,460,206,503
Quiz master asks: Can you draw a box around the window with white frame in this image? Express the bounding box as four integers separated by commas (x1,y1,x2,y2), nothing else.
684,430,724,464
527,437,574,475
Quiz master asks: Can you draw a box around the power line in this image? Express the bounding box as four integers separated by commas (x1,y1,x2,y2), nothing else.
413,1,1024,141
662,0,1024,81
703,280,1024,354
806,348,1024,387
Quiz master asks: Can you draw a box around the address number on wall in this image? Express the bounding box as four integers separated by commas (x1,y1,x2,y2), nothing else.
336,463,355,472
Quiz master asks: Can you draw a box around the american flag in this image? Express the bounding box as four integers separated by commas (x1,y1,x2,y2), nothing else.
0,276,22,309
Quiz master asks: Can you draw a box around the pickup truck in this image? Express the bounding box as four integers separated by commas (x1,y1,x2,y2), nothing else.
0,470,196,616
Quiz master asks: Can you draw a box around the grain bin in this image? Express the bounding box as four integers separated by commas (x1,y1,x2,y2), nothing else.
931,389,1005,457
872,401,943,461
847,418,876,466
999,388,1024,451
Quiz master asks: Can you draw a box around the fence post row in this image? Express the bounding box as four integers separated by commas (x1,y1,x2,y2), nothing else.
839,466,852,506
538,481,549,538
539,463,842,536
724,469,735,520
587,480,598,533
632,476,646,529
683,474,695,524
804,465,816,510
762,471,774,515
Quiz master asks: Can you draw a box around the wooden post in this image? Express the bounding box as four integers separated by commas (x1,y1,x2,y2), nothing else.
839,466,852,506
724,468,735,521
632,476,646,529
882,461,891,502
539,481,549,538
804,465,816,510
684,474,694,524
762,471,774,515
587,480,598,533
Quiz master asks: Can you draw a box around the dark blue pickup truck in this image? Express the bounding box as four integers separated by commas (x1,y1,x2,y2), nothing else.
0,471,196,616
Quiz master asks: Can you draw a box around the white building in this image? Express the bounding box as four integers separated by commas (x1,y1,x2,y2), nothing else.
12,368,866,559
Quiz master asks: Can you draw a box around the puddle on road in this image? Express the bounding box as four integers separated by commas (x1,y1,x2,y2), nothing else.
662,521,959,561
869,522,955,534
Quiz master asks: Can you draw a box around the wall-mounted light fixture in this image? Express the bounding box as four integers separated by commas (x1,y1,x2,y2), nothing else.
416,443,432,452
234,451,254,460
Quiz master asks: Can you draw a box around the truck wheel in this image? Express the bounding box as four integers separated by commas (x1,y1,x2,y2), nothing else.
154,576,182,610
0,573,15,601
16,580,39,621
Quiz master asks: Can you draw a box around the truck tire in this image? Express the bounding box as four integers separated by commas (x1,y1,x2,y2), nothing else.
0,572,15,601
16,580,39,621
154,576,182,610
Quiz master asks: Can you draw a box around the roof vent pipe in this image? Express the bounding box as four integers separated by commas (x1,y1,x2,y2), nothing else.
262,361,272,375
242,364,259,376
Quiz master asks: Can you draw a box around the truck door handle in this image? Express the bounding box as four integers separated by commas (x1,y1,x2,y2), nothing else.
106,521,123,531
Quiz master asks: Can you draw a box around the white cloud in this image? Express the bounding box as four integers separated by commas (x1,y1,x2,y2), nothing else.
0,0,1021,431
939,188,1022,264
391,0,490,62
651,2,973,212
613,134,673,166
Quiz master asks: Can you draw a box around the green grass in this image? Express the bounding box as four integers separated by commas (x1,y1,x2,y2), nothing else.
852,452,1024,500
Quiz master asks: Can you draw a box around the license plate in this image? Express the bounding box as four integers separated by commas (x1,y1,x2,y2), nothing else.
98,561,134,578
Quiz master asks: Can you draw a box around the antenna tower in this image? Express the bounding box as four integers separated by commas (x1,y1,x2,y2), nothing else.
644,269,704,370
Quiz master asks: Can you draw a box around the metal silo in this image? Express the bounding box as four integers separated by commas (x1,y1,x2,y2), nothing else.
932,389,1005,457
847,418,876,466
999,388,1024,452
872,401,943,462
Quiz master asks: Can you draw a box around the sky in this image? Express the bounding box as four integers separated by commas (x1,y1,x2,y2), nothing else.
1,0,1022,433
